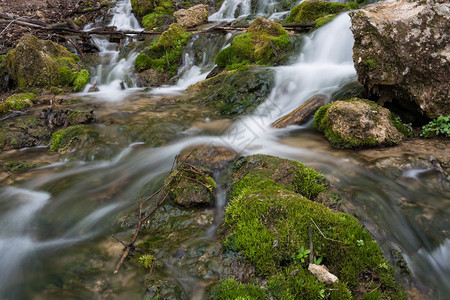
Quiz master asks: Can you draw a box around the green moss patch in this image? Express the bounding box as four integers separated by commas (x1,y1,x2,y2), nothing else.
141,0,174,31
286,0,357,26
50,124,98,151
214,154,406,299
215,17,292,70
0,93,36,116
135,24,191,77
3,161,36,172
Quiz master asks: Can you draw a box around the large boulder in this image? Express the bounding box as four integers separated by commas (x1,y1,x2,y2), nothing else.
314,98,404,148
3,35,89,90
173,4,208,28
350,0,450,119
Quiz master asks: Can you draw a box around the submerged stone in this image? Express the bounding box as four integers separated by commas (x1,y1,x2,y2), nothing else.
179,145,240,172
314,98,404,149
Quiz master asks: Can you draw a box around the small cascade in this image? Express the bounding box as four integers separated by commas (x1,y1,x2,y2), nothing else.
82,0,143,101
149,33,234,94
220,13,356,150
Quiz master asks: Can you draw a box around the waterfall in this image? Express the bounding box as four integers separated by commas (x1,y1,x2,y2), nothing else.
81,0,143,101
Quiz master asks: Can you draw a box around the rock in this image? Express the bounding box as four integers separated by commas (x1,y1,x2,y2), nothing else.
314,98,404,148
214,17,292,69
286,0,352,24
135,24,191,85
167,162,216,207
173,4,208,28
0,93,36,116
189,67,275,116
350,0,450,119
178,145,240,172
130,0,155,17
136,68,169,87
272,94,328,128
308,264,339,285
3,35,89,90
88,86,99,93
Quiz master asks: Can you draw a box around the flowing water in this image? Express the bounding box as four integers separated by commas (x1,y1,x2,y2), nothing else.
0,0,448,299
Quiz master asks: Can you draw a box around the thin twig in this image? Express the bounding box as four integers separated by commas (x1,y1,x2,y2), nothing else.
310,218,344,244
0,16,25,36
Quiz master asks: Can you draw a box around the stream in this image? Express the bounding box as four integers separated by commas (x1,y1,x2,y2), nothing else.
0,0,448,299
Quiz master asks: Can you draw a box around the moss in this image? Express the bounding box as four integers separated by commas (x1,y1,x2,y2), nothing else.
141,0,174,31
286,0,357,25
73,69,90,92
135,24,191,77
313,100,384,148
50,125,98,151
390,114,412,137
209,278,266,300
218,154,406,299
4,35,88,90
131,0,156,17
0,93,36,116
314,14,336,28
362,57,379,70
3,161,36,172
214,17,292,70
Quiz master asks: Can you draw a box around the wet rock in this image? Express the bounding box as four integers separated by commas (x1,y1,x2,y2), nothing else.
178,145,240,172
314,98,404,148
3,161,36,173
136,68,169,87
130,0,155,17
286,0,352,24
189,67,275,116
167,162,216,207
272,94,328,128
39,108,95,130
350,0,450,119
3,35,89,91
174,4,208,28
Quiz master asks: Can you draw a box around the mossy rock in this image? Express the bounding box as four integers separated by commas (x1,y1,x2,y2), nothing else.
285,0,357,25
0,115,48,150
215,17,292,70
0,93,36,116
3,161,36,172
213,154,406,299
190,67,275,116
135,24,191,83
313,98,404,149
50,124,99,152
166,162,216,207
141,0,175,31
4,35,90,91
131,0,157,17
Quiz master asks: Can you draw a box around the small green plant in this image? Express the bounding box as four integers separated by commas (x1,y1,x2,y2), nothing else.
138,254,155,269
319,288,326,299
356,239,364,247
313,256,323,265
391,115,412,137
292,246,311,264
420,115,450,138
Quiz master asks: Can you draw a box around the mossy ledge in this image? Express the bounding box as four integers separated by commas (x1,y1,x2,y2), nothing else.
286,0,359,28
135,24,191,81
211,154,406,299
215,17,292,70
0,93,36,116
